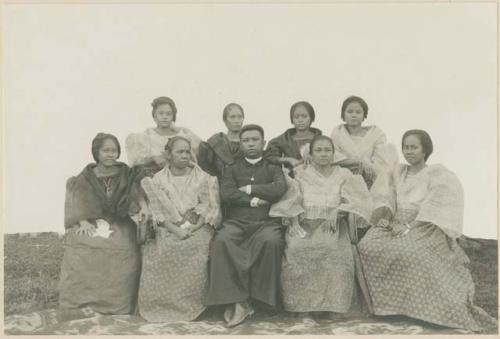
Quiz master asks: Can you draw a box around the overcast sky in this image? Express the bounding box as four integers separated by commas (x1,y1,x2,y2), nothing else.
3,3,497,238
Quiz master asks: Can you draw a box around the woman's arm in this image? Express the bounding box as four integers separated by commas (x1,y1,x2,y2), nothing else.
162,220,191,240
288,216,307,238
263,137,284,166
391,220,431,236
264,137,303,167
335,158,362,172
185,213,206,234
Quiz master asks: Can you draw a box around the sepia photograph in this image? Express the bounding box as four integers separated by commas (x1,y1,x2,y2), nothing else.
2,1,498,335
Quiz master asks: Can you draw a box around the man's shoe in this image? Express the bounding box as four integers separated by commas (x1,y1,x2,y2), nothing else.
224,304,234,323
227,302,254,328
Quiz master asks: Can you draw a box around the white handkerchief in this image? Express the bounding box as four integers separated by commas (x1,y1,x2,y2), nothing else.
179,221,193,230
93,219,114,239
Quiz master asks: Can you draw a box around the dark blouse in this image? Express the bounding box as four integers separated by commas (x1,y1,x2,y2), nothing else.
198,132,244,178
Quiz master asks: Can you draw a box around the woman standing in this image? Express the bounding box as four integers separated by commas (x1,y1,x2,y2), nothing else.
138,136,221,322
126,96,202,176
270,136,372,318
265,101,322,175
330,96,397,187
358,130,497,331
197,103,245,178
59,133,145,314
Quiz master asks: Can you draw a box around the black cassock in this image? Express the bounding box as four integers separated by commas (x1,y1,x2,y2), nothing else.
204,158,287,307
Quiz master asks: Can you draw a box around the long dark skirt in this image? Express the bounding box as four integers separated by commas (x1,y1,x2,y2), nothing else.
58,218,140,315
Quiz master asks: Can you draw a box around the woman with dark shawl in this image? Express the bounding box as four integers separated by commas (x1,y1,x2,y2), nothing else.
59,133,146,314
358,130,497,332
197,103,245,178
265,101,322,175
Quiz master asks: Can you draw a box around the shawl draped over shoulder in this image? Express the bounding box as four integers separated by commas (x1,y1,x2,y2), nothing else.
269,165,372,225
330,124,398,175
370,163,464,239
64,162,144,229
125,127,202,167
140,164,222,228
197,132,244,178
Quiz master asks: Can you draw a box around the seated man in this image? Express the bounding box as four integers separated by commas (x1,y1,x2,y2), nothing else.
204,124,288,327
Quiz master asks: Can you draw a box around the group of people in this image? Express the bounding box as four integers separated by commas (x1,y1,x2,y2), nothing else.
59,95,497,331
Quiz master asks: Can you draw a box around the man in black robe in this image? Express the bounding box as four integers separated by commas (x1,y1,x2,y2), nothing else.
204,124,287,327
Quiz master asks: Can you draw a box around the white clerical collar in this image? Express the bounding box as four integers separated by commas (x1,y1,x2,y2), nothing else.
245,157,262,165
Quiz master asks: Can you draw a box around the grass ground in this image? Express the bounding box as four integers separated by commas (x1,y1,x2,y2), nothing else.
4,232,498,320
4,233,64,315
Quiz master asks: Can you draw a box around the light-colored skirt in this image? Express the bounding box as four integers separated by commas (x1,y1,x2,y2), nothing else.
138,226,213,322
358,209,497,331
281,218,355,313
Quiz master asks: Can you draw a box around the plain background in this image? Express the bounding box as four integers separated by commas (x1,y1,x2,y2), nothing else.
3,3,497,238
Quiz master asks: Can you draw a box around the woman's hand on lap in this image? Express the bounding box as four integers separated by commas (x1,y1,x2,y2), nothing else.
321,220,337,235
289,222,306,238
76,220,96,237
376,218,390,229
391,223,408,236
172,227,191,240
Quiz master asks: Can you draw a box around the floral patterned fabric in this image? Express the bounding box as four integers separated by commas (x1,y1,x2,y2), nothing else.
137,165,221,322
270,165,372,312
138,226,214,322
358,164,497,331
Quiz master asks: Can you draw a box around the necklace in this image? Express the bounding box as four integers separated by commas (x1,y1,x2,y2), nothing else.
102,177,113,197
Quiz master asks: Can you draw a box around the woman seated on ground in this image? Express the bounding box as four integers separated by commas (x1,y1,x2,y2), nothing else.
197,103,245,178
270,136,372,319
265,101,322,175
358,129,497,332
59,133,146,314
126,96,202,177
330,96,398,188
138,136,221,322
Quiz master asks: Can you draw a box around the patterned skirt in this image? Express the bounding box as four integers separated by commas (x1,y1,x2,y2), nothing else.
138,226,213,322
281,218,355,313
358,209,497,331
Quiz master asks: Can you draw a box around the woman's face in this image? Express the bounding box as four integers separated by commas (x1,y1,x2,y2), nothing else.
153,103,175,128
311,139,334,166
224,107,244,133
98,139,119,167
343,102,365,127
292,106,312,131
402,134,426,166
168,139,191,169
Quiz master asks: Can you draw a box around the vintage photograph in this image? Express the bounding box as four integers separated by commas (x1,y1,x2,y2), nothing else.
3,2,498,335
